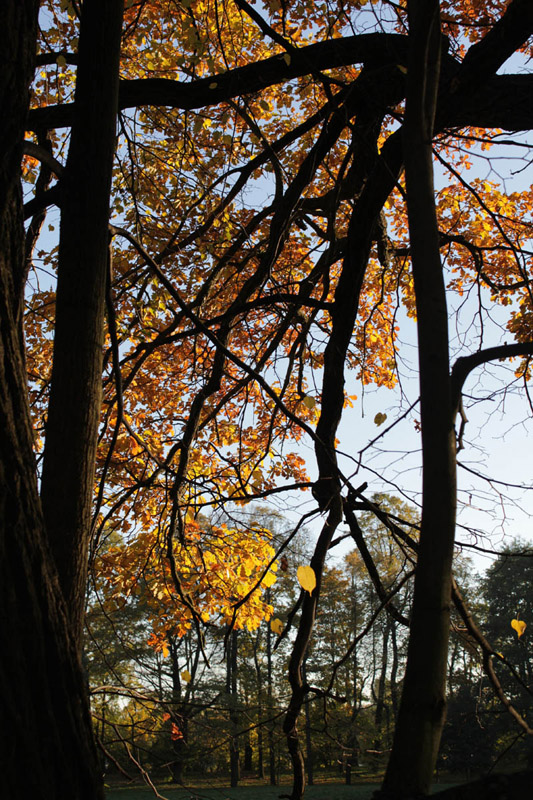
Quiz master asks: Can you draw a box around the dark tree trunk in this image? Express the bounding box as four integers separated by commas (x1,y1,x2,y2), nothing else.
266,616,277,786
381,4,457,797
302,660,314,787
389,621,399,718
283,500,342,800
244,740,253,773
227,629,240,787
40,0,124,646
253,632,265,779
171,717,188,784
257,726,264,780
169,641,188,784
374,623,390,748
346,579,360,786
0,2,103,797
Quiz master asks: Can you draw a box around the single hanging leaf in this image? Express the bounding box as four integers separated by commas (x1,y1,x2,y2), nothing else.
270,618,283,635
374,412,387,426
181,669,192,683
297,565,316,595
511,618,526,638
302,395,316,409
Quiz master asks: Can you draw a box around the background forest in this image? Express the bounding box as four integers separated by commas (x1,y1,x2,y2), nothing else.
88,509,533,790
2,1,533,799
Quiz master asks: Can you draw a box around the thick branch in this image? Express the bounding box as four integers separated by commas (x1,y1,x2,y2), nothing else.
451,342,533,413
450,0,533,95
28,33,410,130
343,499,410,627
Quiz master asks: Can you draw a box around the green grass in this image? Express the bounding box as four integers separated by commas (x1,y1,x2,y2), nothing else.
105,782,380,800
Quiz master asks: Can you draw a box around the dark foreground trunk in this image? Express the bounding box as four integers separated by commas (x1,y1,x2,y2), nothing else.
40,0,124,647
0,2,103,797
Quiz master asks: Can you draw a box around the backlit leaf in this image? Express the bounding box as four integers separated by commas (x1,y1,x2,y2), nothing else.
297,565,316,595
270,618,283,635
511,618,526,638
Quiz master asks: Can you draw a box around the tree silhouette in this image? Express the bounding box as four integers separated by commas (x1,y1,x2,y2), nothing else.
3,1,533,798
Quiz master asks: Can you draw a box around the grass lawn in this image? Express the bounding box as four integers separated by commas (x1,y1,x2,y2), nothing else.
105,781,380,800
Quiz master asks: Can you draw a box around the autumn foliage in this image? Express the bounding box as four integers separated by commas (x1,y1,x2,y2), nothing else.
13,0,533,797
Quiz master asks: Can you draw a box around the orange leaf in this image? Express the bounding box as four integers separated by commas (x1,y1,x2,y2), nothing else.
511,618,526,638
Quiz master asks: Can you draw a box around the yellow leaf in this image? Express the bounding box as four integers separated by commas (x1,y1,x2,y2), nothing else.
162,643,170,658
511,618,527,638
302,395,316,409
282,53,291,66
270,618,283,635
374,412,387,426
181,669,192,683
262,570,277,588
297,565,316,595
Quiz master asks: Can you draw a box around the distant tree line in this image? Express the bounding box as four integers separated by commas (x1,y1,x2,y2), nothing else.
86,503,533,786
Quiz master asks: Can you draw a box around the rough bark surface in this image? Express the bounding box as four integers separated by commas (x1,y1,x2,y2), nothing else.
0,2,103,797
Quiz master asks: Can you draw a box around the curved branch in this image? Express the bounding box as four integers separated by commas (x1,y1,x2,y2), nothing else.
451,342,533,413
23,141,64,177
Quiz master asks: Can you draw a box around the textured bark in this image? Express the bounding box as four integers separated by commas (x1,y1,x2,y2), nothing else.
380,3,456,797
0,2,103,797
40,0,124,645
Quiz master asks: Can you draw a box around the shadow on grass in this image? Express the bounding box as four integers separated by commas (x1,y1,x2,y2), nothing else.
105,782,380,800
